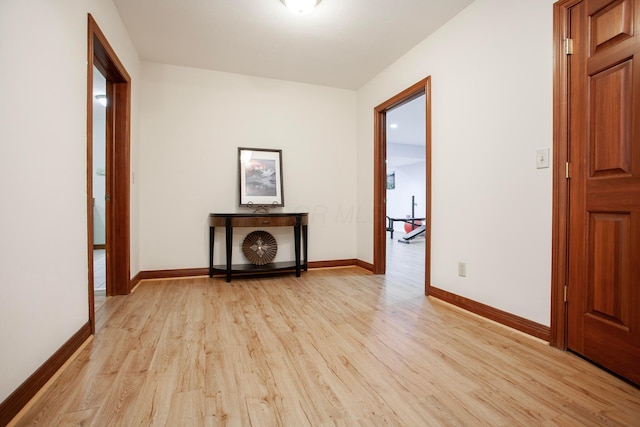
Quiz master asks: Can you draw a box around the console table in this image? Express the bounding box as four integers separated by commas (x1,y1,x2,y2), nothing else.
209,213,308,282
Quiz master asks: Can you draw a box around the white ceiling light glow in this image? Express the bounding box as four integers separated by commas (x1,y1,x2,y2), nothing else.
95,94,107,107
280,0,321,15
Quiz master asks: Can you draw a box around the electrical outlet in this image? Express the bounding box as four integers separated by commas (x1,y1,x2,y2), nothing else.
458,262,467,277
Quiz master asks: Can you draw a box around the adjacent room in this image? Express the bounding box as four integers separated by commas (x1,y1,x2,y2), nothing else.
1,0,638,424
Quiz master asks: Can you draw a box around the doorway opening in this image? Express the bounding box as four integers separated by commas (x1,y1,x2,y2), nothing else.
87,14,132,333
384,95,427,287
92,65,107,310
373,77,431,294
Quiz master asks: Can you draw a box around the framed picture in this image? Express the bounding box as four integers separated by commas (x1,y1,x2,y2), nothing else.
387,172,395,190
238,147,284,207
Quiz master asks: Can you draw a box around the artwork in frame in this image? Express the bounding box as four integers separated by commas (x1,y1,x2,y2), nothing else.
387,172,395,190
238,147,284,207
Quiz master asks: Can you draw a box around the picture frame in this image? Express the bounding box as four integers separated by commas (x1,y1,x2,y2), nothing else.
387,172,395,190
238,147,284,207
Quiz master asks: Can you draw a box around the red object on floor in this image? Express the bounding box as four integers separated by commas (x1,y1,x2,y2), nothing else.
404,220,422,233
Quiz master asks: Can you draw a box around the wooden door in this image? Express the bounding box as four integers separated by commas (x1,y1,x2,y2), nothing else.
567,0,640,384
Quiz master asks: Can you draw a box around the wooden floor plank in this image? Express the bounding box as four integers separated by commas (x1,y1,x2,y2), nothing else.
10,256,640,426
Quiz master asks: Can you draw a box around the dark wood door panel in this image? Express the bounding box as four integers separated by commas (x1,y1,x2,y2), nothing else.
583,316,640,384
589,59,632,177
587,212,632,325
567,0,640,384
589,0,634,53
586,182,640,209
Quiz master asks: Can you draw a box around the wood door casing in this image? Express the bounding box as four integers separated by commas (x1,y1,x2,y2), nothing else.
87,14,132,333
373,77,431,290
566,0,640,384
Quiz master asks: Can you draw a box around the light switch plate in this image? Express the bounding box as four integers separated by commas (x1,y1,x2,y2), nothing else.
536,148,550,169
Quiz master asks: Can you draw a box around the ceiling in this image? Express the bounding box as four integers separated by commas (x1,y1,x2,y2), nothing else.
387,95,425,146
386,94,425,169
112,0,475,90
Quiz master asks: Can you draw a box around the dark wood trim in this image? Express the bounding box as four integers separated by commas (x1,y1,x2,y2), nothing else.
86,16,96,334
373,78,432,287
87,15,131,314
89,15,131,83
355,259,375,272
104,78,114,299
551,0,579,350
129,271,142,290
423,78,432,296
308,259,361,269
428,286,551,341
0,323,91,426
137,268,210,281
132,260,373,283
373,105,387,275
110,80,131,296
93,244,106,250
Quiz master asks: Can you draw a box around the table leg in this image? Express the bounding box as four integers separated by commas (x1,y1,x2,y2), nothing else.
294,222,301,277
209,226,215,278
302,224,308,271
225,219,233,282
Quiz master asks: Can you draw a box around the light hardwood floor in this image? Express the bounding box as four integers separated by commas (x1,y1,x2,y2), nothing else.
12,252,640,425
94,249,106,310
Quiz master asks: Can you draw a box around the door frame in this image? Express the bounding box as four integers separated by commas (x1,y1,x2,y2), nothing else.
87,14,132,333
373,77,432,294
551,0,580,349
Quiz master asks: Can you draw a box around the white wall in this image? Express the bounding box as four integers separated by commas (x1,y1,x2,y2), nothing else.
357,0,555,326
139,63,357,269
0,0,140,403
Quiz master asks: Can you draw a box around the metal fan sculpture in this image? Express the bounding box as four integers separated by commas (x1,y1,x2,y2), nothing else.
242,231,277,265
